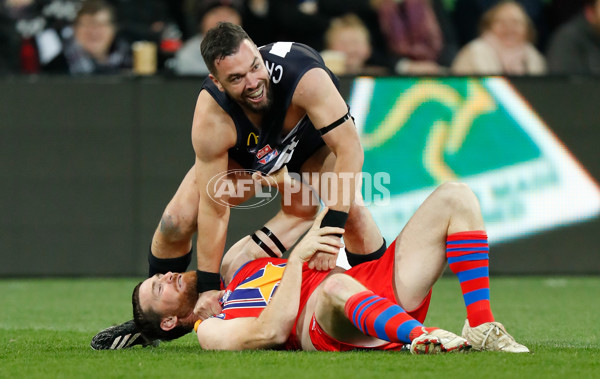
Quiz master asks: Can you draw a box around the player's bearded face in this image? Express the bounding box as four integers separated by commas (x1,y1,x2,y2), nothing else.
176,271,200,316
241,78,272,114
214,40,273,114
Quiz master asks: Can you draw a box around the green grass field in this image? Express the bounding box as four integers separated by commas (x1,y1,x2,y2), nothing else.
1,276,599,378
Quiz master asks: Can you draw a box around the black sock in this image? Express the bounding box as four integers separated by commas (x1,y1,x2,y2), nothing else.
147,247,192,277
195,270,221,293
345,238,387,267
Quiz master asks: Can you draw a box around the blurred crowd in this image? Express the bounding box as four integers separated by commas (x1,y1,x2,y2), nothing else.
1,0,599,76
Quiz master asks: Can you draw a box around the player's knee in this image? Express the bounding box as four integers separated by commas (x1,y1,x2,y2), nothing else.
346,201,366,226
158,211,195,242
321,274,361,307
436,182,478,212
281,199,319,220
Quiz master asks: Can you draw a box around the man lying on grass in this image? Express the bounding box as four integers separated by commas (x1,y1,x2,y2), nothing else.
132,182,529,354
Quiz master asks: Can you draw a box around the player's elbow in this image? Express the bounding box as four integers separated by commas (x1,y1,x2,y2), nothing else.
270,327,291,346
257,322,291,347
332,138,363,168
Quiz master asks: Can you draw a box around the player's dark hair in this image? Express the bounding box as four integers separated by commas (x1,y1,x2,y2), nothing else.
201,22,253,74
132,281,192,342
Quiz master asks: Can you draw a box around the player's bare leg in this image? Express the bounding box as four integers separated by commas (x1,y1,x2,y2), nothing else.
391,182,485,310
297,183,487,353
151,166,199,260
391,182,529,352
302,273,469,354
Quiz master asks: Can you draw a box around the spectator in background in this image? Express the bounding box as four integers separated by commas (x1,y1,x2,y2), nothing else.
452,0,548,49
316,0,397,72
321,14,389,76
43,0,131,75
373,0,458,75
451,0,546,76
174,0,242,76
546,0,600,75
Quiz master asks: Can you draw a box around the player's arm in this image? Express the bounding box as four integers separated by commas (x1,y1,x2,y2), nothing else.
196,210,344,350
293,68,364,214
220,168,318,283
191,91,237,275
220,207,314,284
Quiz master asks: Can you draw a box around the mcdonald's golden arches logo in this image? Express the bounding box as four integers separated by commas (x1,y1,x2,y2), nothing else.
247,132,258,147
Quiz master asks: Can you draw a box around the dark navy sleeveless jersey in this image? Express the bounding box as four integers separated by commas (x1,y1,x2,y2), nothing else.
201,42,340,174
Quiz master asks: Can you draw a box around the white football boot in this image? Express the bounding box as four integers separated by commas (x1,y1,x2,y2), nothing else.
461,320,530,353
409,327,471,355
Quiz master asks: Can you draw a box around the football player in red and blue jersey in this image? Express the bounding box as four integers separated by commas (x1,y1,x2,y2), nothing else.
133,183,530,353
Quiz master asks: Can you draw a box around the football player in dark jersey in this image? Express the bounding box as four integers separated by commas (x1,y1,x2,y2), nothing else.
193,23,385,292
92,22,386,349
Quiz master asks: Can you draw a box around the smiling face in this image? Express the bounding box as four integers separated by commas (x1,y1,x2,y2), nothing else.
210,39,272,114
138,271,198,328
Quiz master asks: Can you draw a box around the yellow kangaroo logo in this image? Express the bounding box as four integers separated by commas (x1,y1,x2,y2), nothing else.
361,80,497,183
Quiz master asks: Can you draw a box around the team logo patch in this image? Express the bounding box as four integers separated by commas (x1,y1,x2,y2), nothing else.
256,144,272,159
258,150,279,165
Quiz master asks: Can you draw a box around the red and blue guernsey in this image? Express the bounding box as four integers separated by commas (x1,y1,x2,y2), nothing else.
213,257,330,348
216,260,287,319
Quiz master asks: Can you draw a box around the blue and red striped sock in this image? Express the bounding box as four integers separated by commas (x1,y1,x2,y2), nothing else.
343,290,433,343
446,230,494,327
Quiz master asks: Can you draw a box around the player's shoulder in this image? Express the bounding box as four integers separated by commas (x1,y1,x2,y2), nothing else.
194,90,232,126
259,42,323,65
191,91,236,152
293,67,339,105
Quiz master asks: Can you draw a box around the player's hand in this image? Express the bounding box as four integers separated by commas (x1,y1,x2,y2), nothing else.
289,208,344,265
307,246,340,271
252,166,295,190
193,289,224,320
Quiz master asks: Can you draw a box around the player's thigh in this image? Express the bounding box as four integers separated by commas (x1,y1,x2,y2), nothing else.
313,274,383,346
392,185,457,310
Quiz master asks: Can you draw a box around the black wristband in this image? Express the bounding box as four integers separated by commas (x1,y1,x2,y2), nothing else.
148,247,192,277
346,238,387,267
195,270,221,293
320,209,349,237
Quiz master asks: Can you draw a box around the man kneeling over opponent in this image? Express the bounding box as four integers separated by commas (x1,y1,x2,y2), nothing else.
132,182,530,353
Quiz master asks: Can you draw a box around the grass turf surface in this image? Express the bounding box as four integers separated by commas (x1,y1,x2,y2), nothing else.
1,277,599,378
